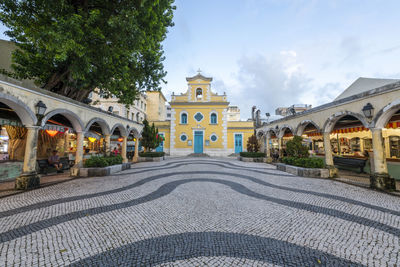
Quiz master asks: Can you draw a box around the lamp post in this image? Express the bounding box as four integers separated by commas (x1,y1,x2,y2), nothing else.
35,100,47,125
362,103,374,120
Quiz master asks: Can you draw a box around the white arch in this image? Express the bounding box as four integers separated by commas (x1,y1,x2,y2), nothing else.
374,99,400,129
0,92,37,126
128,127,141,138
111,123,128,137
295,120,321,136
323,111,369,133
41,108,84,132
85,117,111,135
279,124,295,136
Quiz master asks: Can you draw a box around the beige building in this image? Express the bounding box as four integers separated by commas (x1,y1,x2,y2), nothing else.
145,91,168,121
227,106,241,121
91,91,147,123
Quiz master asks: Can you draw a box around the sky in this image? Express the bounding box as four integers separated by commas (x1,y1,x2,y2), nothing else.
1,0,400,119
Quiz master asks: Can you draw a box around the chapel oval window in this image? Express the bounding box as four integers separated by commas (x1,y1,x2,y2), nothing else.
210,134,218,142
180,134,187,141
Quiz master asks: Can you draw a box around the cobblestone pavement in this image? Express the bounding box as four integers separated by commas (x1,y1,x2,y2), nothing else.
0,157,399,266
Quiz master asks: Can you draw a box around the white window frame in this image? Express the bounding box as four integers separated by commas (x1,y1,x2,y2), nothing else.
180,133,188,142
210,111,218,124
210,133,218,142
180,111,188,124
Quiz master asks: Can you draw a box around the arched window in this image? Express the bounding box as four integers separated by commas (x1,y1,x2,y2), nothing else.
181,113,188,124
196,88,202,99
210,113,217,124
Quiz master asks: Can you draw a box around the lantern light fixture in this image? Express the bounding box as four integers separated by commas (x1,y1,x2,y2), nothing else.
45,130,58,137
35,101,47,116
117,137,123,142
88,137,97,143
362,103,374,119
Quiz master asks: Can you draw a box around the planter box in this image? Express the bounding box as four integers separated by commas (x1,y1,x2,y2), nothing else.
139,156,165,162
276,163,330,178
75,163,131,177
239,156,269,163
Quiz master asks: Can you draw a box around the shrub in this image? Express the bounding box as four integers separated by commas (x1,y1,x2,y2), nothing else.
246,135,260,152
84,155,123,168
240,152,266,158
84,156,109,168
104,155,122,165
286,136,309,158
139,152,165,157
282,156,324,168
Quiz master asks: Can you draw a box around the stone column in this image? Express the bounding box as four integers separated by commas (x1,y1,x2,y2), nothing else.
133,138,139,163
105,134,111,156
370,128,395,190
71,131,84,176
323,131,338,178
122,136,128,163
265,135,270,158
63,131,69,156
278,137,283,158
15,126,40,190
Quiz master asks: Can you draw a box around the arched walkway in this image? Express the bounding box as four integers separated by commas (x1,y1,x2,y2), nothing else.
41,109,84,132
0,92,37,126
85,118,111,135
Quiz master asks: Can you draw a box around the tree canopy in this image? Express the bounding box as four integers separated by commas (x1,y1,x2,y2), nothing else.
0,0,175,103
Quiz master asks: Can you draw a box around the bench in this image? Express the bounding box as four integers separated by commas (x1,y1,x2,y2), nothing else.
333,156,367,173
37,157,70,175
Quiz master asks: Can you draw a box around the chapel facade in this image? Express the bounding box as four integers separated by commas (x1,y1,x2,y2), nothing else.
151,73,254,156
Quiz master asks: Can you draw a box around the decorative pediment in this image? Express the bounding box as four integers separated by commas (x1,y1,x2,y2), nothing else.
186,73,212,82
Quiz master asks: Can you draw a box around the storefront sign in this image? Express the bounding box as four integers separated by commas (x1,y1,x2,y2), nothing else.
0,118,22,127
43,124,67,132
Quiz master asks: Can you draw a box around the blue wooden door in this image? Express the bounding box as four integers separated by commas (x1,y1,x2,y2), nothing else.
235,134,242,153
194,131,203,153
155,133,164,152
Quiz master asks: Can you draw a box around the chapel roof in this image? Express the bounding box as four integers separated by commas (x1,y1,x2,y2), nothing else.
186,73,213,82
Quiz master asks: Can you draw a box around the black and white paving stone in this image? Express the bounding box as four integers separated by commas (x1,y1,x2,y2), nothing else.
0,157,399,266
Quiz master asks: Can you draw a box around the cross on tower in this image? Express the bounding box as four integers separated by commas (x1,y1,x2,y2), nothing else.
197,68,202,74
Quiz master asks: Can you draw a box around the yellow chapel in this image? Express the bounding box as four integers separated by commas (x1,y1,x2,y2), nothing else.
150,73,254,156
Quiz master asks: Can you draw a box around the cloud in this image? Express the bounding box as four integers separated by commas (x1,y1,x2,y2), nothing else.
227,52,314,119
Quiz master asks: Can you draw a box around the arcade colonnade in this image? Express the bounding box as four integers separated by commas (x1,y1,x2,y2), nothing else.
256,81,400,190
0,79,143,189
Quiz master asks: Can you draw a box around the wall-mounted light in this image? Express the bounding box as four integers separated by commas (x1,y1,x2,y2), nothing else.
35,101,47,117
108,106,113,113
362,103,374,119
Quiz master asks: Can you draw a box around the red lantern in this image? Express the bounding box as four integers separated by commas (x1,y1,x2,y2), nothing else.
45,130,58,137
117,137,123,142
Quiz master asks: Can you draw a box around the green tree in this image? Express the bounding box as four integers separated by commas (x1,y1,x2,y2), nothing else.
246,135,260,152
0,0,175,103
140,119,161,152
285,135,309,158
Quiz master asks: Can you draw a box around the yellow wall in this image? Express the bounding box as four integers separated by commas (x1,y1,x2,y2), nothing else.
152,121,171,149
227,121,254,150
172,105,227,150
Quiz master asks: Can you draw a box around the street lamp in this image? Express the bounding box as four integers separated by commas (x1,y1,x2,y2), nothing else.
362,103,374,119
35,100,47,117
